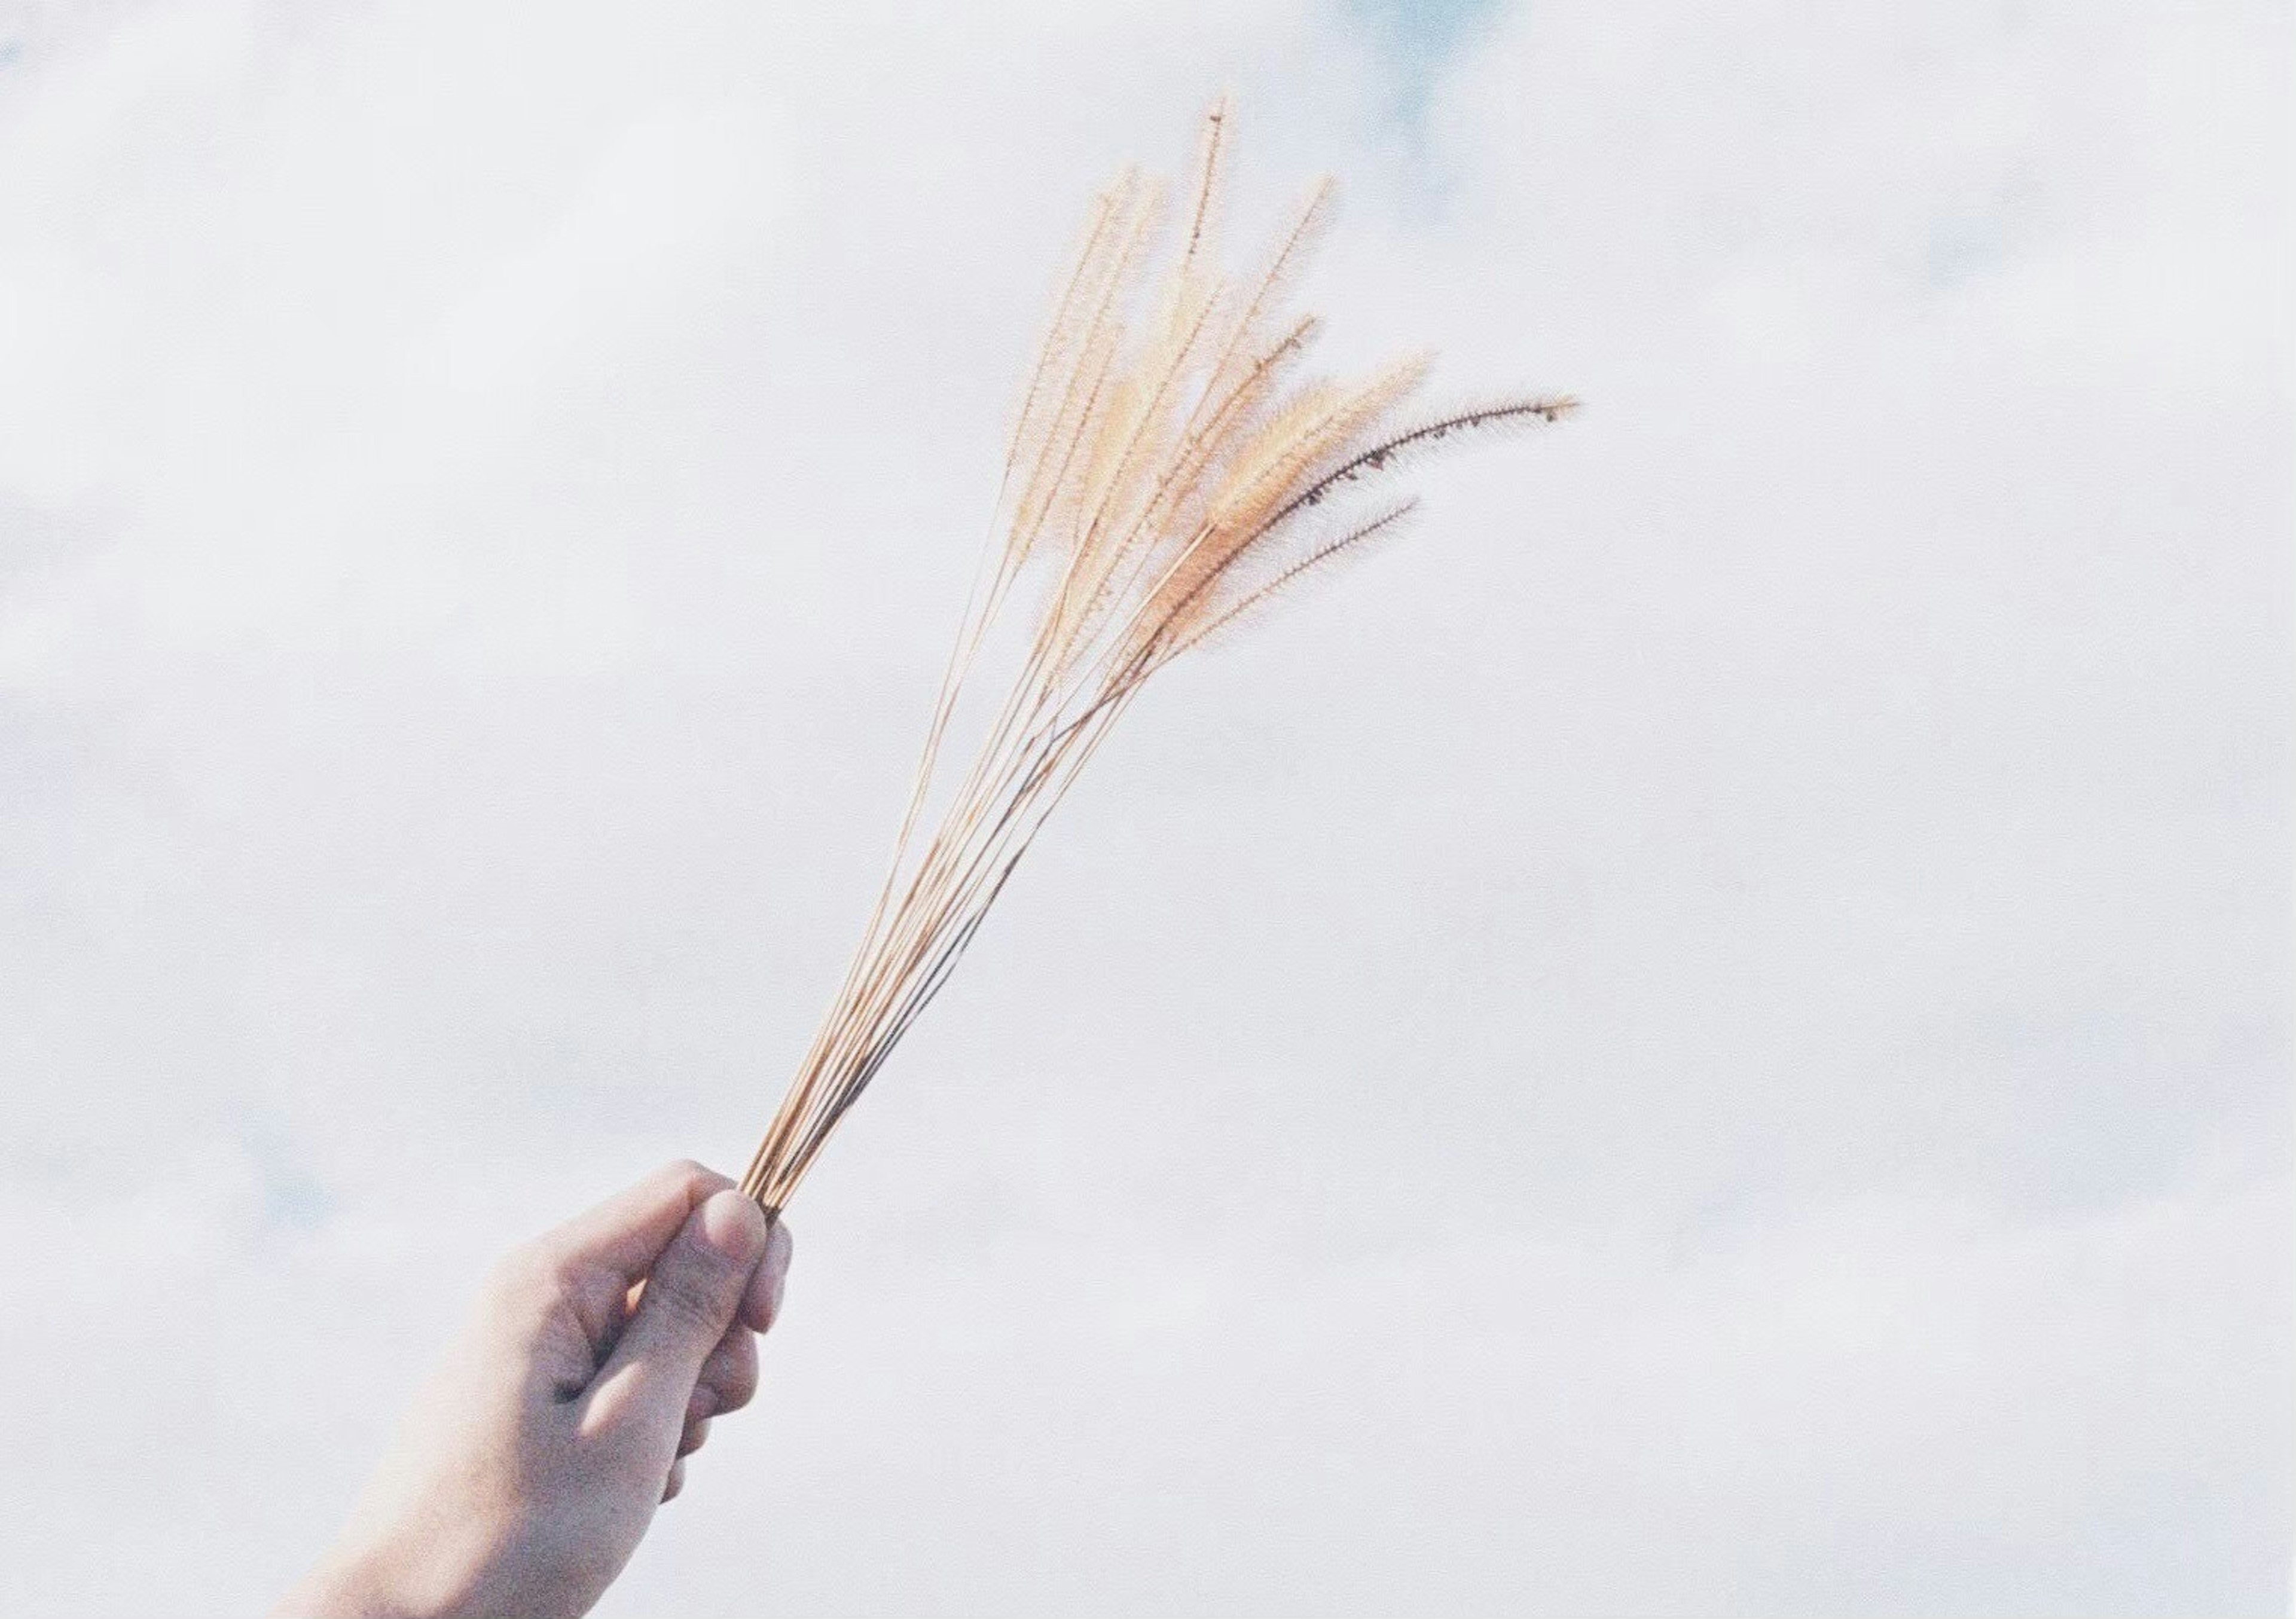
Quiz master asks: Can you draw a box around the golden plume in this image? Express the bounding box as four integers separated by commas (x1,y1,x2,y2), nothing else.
740,102,1576,1212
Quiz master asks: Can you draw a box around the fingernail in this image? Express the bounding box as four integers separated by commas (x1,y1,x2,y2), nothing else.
697,1188,769,1262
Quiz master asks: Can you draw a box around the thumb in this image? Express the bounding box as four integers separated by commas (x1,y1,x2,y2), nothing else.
585,1189,771,1440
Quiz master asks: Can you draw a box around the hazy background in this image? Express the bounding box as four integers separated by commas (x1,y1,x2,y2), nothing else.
1,0,2287,1614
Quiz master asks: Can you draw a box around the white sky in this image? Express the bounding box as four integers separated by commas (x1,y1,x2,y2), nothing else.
0,1,2287,1614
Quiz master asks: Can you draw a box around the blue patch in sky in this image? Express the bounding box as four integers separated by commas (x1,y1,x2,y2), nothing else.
1345,0,1509,128
1921,179,2038,292
1925,224,2001,291
240,1108,340,1234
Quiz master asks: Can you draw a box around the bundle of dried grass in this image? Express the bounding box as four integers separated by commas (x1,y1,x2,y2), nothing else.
739,103,1574,1215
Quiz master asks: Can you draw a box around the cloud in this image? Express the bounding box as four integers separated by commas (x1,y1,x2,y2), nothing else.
0,0,2284,1614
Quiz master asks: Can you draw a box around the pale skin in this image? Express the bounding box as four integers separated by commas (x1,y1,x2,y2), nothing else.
274,1161,795,1619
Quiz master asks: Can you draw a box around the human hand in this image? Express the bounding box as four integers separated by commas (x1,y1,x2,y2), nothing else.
274,1160,795,1619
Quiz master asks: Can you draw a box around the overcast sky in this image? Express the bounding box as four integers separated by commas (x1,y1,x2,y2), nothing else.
0,0,2288,1614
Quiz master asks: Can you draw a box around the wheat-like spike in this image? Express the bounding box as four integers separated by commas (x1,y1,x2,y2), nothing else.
1253,395,1581,542
1052,310,1322,683
1034,179,1335,697
1179,95,1228,275
1125,355,1430,652
1155,497,1421,666
1004,176,1164,572
1000,178,1125,500
740,103,1573,1214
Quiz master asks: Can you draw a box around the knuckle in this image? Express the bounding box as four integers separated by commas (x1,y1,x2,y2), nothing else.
647,1266,732,1335
483,1241,560,1309
662,1158,728,1198
714,1336,760,1410
500,1244,594,1319
488,1237,548,1284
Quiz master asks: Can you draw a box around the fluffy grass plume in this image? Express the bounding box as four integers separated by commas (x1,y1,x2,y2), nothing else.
740,102,1574,1214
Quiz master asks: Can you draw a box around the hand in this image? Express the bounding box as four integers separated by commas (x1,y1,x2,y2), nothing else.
274,1160,795,1619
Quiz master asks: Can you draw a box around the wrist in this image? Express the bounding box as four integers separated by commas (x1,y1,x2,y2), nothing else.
273,1540,438,1619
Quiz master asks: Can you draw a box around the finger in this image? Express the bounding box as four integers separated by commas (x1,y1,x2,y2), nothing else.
738,1218,795,1333
692,1326,760,1421
583,1189,771,1444
661,1457,687,1503
542,1160,733,1284
677,1415,712,1458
